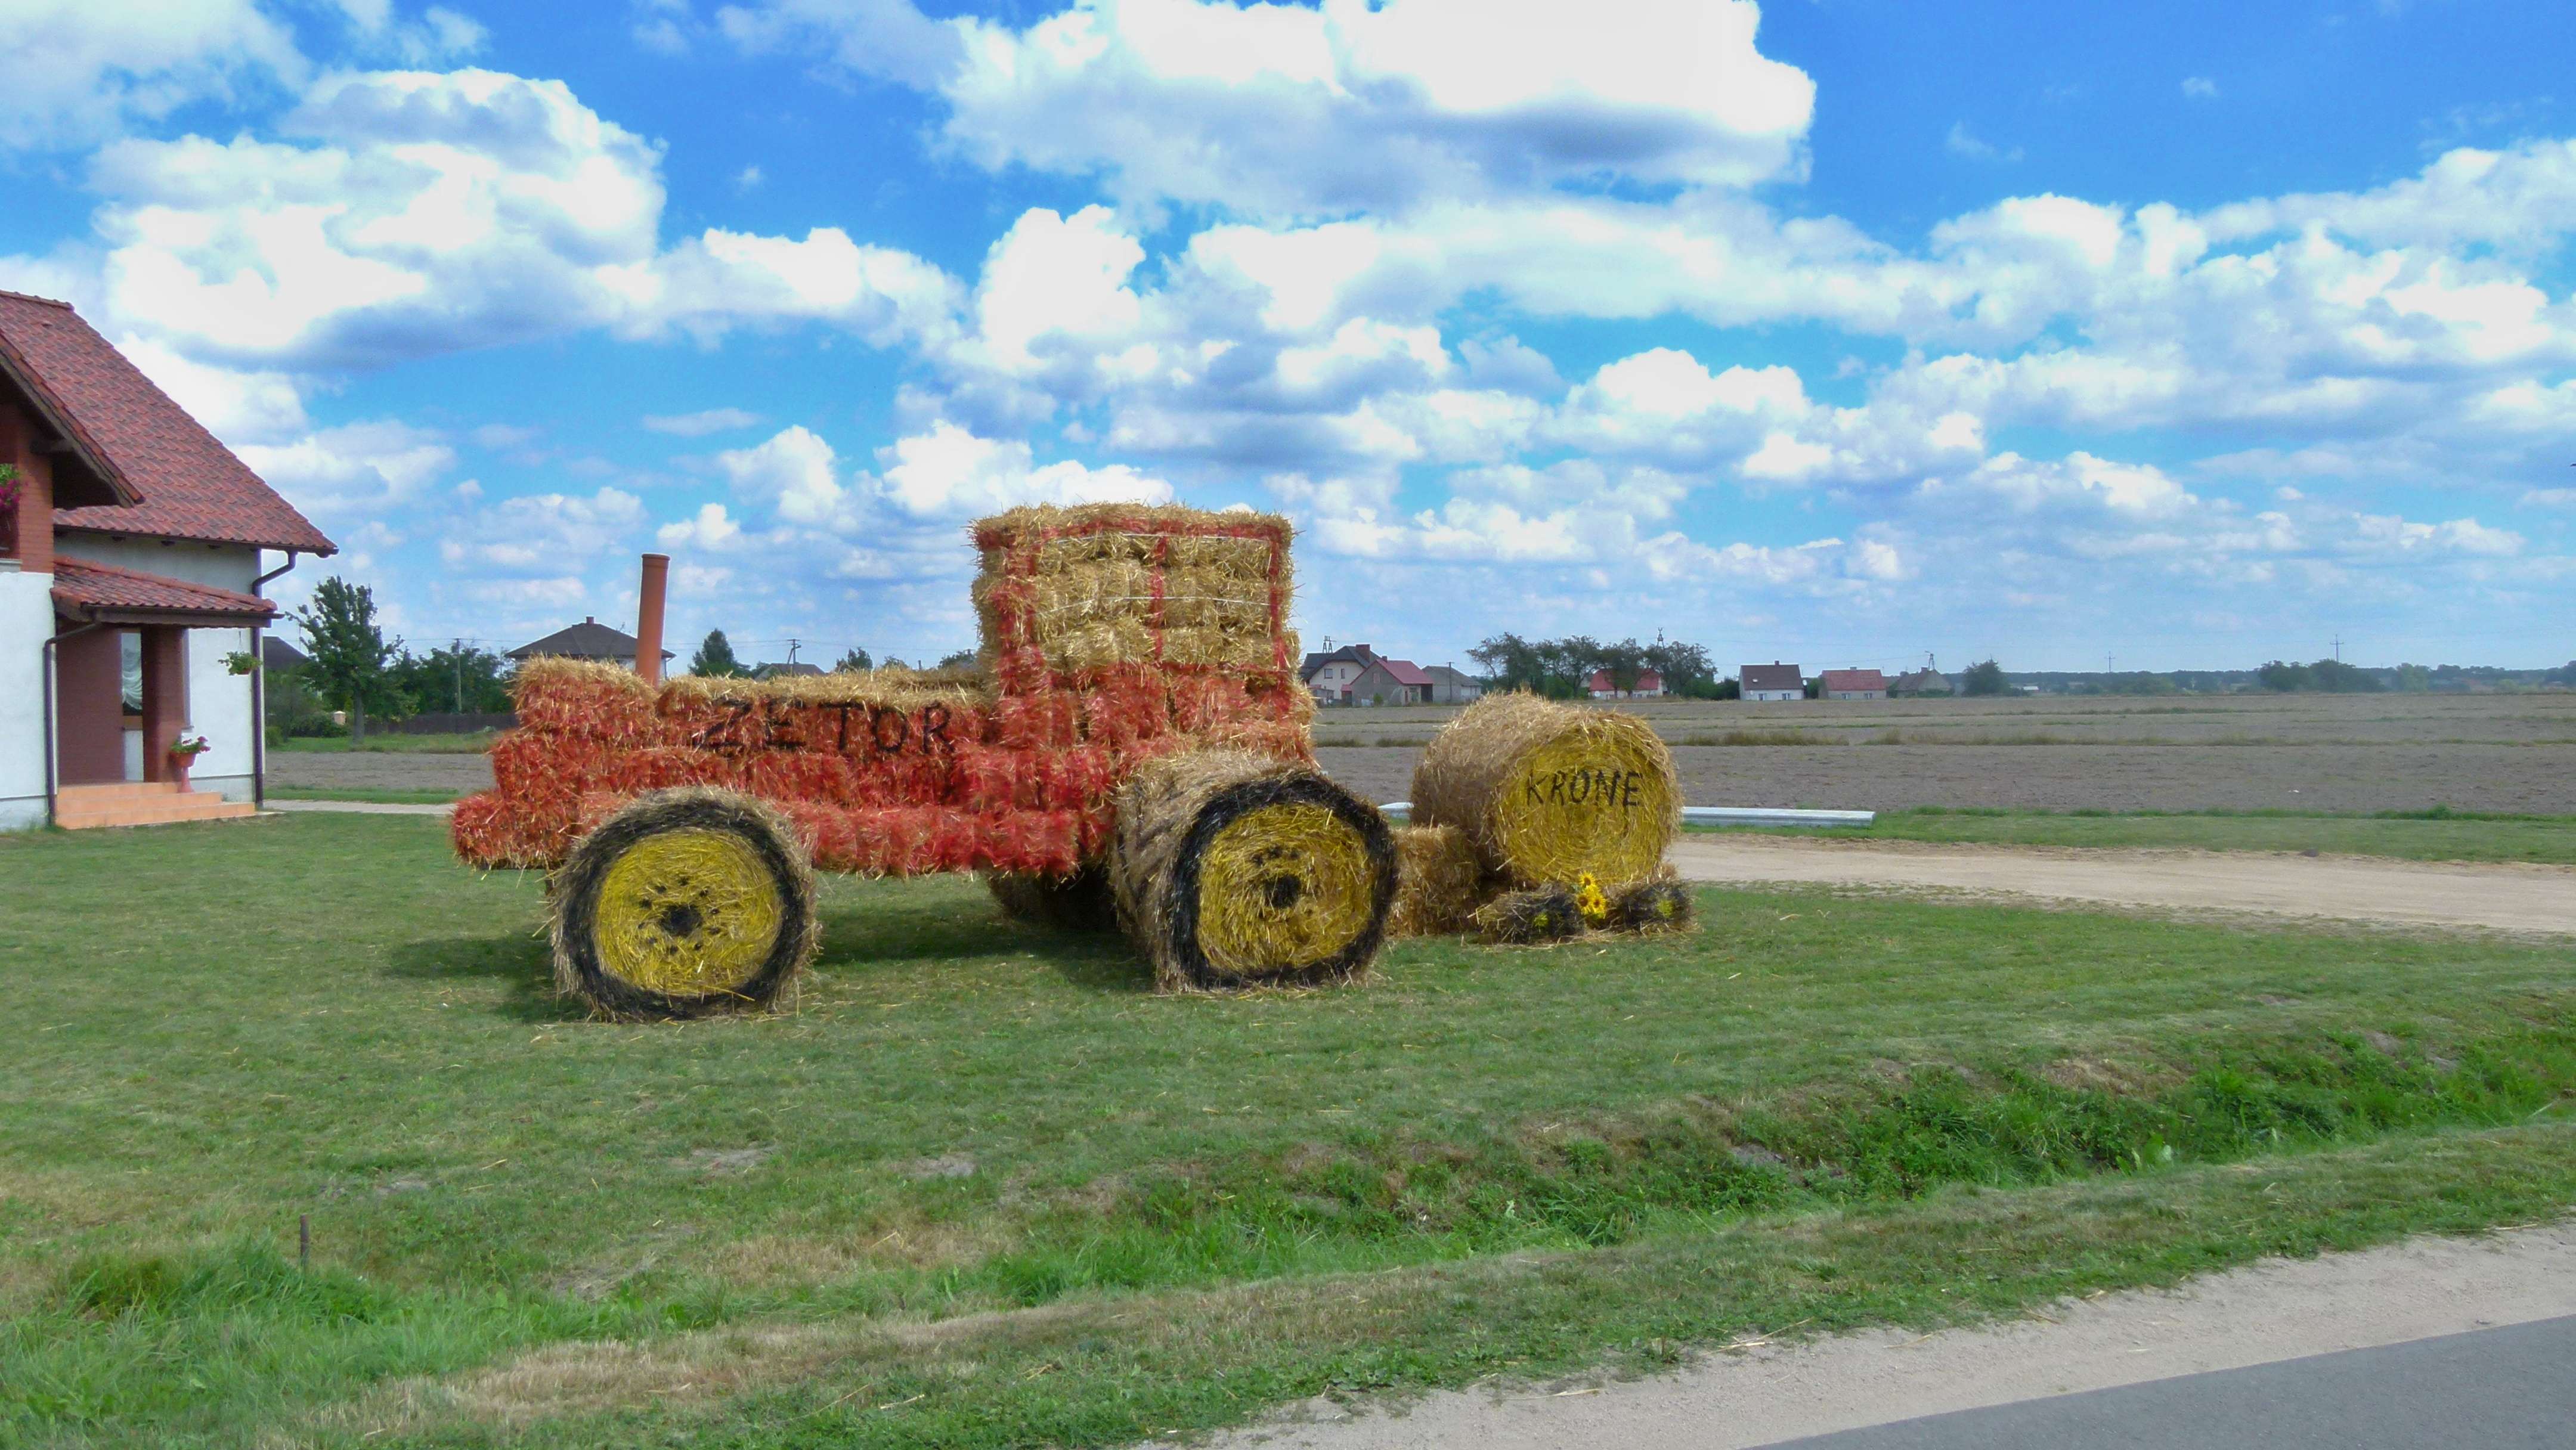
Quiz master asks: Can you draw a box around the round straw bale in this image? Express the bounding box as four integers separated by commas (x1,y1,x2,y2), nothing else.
549,789,817,1020
1468,886,1584,946
1111,748,1395,992
987,866,1119,932
1411,693,1679,889
1387,823,1488,937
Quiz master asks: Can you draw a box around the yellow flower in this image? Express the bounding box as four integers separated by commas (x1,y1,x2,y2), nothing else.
1574,871,1610,927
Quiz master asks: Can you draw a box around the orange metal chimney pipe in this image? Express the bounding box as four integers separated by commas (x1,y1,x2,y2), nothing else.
635,552,670,684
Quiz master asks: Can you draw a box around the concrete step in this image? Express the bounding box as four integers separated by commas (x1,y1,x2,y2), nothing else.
55,780,183,803
55,791,258,830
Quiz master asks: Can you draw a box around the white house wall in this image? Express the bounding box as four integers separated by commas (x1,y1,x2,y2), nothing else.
53,535,268,803
0,566,52,829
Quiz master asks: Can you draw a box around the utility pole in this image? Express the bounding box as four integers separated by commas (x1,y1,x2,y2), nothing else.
2333,634,2342,664
452,638,464,714
787,637,801,669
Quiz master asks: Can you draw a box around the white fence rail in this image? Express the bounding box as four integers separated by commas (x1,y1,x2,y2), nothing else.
1377,803,1875,829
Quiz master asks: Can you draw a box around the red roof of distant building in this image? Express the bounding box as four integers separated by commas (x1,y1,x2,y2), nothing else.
0,292,335,554
1377,658,1433,687
51,556,278,623
1820,668,1888,692
1586,669,1664,692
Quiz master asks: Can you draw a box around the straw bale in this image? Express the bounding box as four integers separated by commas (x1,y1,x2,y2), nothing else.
547,788,817,1020
1468,886,1583,946
970,503,1295,681
1612,872,1696,934
1110,748,1395,993
1386,823,1489,937
1411,692,1679,890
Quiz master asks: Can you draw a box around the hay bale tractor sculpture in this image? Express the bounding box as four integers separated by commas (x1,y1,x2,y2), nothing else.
452,502,1683,1020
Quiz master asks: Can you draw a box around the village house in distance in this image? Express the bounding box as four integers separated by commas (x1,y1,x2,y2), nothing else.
0,292,336,830
1299,643,1482,706
1740,661,1805,702
1820,667,1890,701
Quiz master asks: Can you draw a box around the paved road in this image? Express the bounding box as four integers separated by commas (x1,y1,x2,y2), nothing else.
1764,1314,2575,1449
1668,836,2576,935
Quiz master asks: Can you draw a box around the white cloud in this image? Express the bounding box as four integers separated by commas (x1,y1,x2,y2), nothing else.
716,425,847,526
643,407,763,436
869,421,1174,518
2181,76,2218,100
439,487,646,572
1945,122,2023,164
82,66,961,371
731,0,1815,217
0,0,302,149
236,419,454,515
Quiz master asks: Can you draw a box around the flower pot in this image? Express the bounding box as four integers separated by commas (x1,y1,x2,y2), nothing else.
169,755,193,791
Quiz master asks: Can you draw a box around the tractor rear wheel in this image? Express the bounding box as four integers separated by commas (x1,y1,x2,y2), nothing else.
550,789,817,1020
1112,751,1397,992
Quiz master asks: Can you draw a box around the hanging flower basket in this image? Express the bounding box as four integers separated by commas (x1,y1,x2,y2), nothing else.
0,463,19,560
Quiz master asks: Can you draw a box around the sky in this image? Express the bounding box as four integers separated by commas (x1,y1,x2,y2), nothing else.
4,0,2572,676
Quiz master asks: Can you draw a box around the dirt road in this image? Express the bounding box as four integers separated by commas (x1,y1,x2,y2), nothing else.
1668,836,2576,935
1205,1220,2576,1450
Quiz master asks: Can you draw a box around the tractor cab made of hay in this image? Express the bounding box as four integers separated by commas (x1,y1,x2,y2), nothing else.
454,504,1400,1018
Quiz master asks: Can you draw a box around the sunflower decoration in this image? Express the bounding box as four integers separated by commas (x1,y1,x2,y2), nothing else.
1574,871,1612,928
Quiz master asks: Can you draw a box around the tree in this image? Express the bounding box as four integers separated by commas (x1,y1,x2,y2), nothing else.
1597,637,1650,696
390,642,512,715
2308,658,2382,693
1467,633,1544,692
1959,659,2008,696
1644,639,1716,696
689,629,745,678
832,646,872,673
293,577,400,742
2258,659,2315,692
937,649,978,670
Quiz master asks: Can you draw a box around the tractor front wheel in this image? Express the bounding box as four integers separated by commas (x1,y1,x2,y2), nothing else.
549,789,817,1020
1112,752,1397,992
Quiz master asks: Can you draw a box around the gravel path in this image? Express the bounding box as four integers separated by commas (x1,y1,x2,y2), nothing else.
1668,836,2576,935
1200,1220,2576,1450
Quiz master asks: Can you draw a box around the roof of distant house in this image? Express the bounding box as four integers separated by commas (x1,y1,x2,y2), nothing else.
50,556,277,625
507,616,670,662
1370,658,1433,687
1422,664,1481,686
1740,662,1804,692
1585,668,1665,691
262,636,310,670
1299,643,1380,678
1820,668,1888,692
754,661,823,678
0,292,336,554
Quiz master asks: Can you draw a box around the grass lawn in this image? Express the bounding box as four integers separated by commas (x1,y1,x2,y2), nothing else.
265,785,467,805
1,814,2571,1448
1710,806,2576,865
271,733,503,755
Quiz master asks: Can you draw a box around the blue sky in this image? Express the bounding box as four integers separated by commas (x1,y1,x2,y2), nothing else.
5,0,2571,674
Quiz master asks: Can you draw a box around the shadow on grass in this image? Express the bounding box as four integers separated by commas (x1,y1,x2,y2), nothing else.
812,896,1150,993
382,933,579,1023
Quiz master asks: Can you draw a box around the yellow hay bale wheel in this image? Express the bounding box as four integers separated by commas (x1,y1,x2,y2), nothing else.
1113,751,1397,992
550,789,817,1020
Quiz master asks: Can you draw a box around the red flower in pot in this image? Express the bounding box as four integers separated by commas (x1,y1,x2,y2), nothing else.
169,733,211,789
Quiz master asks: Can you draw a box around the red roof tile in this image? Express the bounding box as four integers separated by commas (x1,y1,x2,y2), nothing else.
0,292,335,554
1820,668,1888,692
52,556,278,623
1377,658,1433,687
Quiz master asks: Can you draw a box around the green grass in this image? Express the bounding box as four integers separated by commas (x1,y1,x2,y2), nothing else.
1,814,2572,1447
264,785,467,805
1706,805,2576,864
271,733,503,755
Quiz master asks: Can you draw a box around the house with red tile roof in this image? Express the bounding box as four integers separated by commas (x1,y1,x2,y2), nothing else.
0,291,335,829
1345,655,1436,705
1585,667,1665,699
1819,668,1889,701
